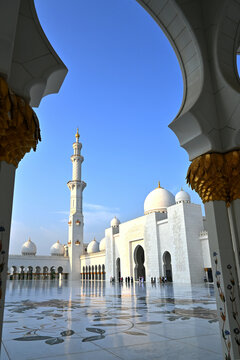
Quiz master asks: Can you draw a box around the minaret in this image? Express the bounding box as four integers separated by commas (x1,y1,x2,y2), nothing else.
67,129,86,279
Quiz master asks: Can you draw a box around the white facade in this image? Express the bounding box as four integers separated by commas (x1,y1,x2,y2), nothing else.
8,133,212,284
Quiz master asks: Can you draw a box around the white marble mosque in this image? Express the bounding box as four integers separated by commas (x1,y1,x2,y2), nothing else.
8,131,212,284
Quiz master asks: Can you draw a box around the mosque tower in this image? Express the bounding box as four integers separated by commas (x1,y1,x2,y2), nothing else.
67,129,86,279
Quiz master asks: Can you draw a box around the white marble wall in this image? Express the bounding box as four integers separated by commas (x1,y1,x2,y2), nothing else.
160,204,191,283
200,232,212,268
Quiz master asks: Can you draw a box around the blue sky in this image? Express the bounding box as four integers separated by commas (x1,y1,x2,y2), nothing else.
10,0,203,254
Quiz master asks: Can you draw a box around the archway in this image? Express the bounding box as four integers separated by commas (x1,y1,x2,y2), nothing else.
50,266,56,280
98,265,101,280
58,266,63,279
43,266,48,279
134,245,146,281
35,266,41,280
92,265,94,280
27,266,33,280
163,251,173,282
95,265,98,280
102,264,105,280
116,258,121,281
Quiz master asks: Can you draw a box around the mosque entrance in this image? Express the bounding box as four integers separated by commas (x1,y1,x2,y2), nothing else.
116,258,121,281
163,251,172,282
134,245,146,281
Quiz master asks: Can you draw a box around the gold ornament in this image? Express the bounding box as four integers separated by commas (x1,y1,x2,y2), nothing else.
186,151,240,206
0,77,41,167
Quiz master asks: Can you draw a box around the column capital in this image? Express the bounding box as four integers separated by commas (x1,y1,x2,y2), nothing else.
187,151,240,206
0,77,41,168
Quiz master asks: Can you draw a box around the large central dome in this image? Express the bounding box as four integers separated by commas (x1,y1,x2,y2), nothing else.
144,182,175,214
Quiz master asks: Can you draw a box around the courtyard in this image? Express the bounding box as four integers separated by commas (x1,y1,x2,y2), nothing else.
1,280,222,360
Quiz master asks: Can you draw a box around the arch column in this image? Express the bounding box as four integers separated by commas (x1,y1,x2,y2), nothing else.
0,0,67,354
136,1,240,358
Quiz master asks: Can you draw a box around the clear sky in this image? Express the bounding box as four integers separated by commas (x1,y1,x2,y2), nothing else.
10,0,204,255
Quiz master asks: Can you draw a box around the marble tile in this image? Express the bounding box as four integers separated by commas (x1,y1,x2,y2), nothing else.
0,343,10,360
92,330,168,349
36,349,123,360
3,336,99,360
136,321,217,339
177,334,222,354
2,281,223,360
109,340,222,360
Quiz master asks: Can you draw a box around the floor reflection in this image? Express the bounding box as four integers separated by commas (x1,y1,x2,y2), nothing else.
2,280,221,360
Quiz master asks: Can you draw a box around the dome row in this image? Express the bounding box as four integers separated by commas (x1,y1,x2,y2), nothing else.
21,239,65,256
87,237,106,254
144,186,191,215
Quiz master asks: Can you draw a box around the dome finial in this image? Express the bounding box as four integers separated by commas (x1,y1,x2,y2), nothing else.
75,128,80,142
158,181,161,188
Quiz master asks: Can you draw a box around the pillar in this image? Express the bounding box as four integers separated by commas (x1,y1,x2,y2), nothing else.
187,151,240,360
0,161,15,344
0,76,41,351
205,201,240,359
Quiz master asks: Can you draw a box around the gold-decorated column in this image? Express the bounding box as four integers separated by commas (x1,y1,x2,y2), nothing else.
0,76,41,351
187,152,240,359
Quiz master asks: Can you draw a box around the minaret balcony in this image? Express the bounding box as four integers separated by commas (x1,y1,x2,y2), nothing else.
75,220,81,226
68,221,72,225
67,180,87,191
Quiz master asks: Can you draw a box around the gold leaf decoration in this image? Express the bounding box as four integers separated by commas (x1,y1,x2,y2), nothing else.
0,77,41,167
186,151,240,206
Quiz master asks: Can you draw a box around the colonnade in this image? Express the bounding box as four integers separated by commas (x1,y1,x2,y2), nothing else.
8,265,68,280
81,264,106,280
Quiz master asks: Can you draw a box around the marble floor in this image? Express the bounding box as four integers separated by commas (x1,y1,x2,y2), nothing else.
1,280,222,360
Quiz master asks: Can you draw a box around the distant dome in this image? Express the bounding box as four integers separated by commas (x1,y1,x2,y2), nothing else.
175,189,191,204
144,182,175,215
99,237,106,251
87,238,99,254
50,240,65,256
111,216,120,227
21,238,37,256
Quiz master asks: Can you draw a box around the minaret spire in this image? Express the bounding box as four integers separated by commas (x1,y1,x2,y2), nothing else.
67,129,87,279
75,128,80,142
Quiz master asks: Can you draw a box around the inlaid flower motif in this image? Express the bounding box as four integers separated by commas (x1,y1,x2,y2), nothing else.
234,328,240,335
227,264,232,269
227,285,232,290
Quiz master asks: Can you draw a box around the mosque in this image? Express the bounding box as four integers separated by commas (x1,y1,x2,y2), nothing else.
8,131,212,283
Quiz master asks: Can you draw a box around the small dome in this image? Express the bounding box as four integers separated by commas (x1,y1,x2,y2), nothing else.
87,238,99,254
21,238,37,256
144,182,175,215
50,240,65,256
175,189,191,204
111,216,120,227
99,237,106,251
